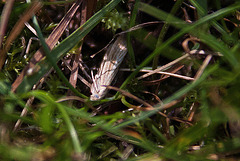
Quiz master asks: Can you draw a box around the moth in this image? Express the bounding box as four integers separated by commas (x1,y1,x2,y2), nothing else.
90,35,127,101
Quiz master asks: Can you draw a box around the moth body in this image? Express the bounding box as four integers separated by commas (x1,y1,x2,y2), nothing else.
90,35,127,101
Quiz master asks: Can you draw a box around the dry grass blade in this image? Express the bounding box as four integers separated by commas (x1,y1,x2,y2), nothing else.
106,85,153,108
141,90,162,103
78,59,92,82
62,58,91,88
120,67,194,81
68,52,81,90
158,64,187,80
146,71,194,80
13,97,34,132
25,22,38,36
0,1,43,70
187,102,197,122
182,37,200,53
56,96,86,103
137,54,190,80
11,0,83,92
143,65,191,86
193,54,213,81
13,68,53,131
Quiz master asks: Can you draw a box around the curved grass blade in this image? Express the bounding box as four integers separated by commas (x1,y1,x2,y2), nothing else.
29,90,83,153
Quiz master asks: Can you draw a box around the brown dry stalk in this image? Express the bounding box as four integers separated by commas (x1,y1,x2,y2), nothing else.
62,58,91,88
67,0,87,96
13,68,53,131
194,54,213,81
187,102,197,122
182,37,200,53
0,0,15,49
106,85,153,108
13,96,34,132
120,66,194,81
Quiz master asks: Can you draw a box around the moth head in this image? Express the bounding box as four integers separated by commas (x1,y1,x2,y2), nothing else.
90,94,100,101
90,86,107,101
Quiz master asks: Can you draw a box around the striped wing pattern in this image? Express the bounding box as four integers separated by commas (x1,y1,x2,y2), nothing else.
90,35,127,101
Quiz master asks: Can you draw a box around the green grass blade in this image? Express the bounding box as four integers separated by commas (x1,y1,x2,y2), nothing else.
57,103,83,153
